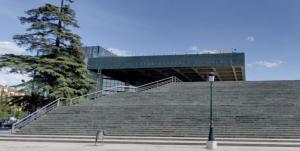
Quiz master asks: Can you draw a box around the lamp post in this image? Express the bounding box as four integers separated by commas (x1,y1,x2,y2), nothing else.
207,72,217,149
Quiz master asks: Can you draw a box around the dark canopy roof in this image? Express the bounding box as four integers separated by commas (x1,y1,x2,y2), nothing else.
88,53,245,84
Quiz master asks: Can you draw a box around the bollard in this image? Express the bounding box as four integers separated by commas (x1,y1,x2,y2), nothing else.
95,130,104,146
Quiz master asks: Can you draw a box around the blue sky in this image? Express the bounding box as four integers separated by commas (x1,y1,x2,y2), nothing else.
0,0,300,85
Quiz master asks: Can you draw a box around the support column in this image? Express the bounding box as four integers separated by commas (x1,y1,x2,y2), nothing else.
97,68,103,91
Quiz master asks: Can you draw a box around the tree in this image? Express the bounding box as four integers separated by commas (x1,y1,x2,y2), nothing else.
0,0,94,112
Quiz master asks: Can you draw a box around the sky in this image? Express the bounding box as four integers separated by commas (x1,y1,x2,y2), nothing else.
0,0,300,86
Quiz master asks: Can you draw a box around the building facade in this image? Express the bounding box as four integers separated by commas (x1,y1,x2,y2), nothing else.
81,46,245,90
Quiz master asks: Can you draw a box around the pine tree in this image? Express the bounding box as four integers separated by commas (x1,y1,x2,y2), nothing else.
0,0,94,111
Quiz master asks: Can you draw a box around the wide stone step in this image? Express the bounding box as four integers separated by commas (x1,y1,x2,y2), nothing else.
15,81,300,138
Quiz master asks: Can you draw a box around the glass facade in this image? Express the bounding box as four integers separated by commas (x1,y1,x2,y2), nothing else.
81,46,126,91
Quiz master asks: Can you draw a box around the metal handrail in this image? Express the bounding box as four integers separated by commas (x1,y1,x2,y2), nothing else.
68,85,128,101
44,85,137,107
11,97,62,133
11,76,182,133
137,76,181,92
11,85,136,133
137,77,175,88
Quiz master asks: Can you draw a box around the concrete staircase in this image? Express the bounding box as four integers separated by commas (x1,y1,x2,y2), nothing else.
16,81,300,138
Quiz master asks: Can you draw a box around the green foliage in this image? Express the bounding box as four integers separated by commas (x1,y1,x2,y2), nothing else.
9,106,27,119
15,110,27,119
8,93,54,113
0,105,27,119
0,95,27,119
0,111,8,118
0,0,94,111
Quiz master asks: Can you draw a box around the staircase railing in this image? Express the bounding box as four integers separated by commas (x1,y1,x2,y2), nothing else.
62,85,138,106
137,76,182,92
11,97,62,133
11,76,181,133
11,85,132,133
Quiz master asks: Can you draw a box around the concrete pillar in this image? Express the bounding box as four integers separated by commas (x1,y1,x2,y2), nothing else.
97,68,103,91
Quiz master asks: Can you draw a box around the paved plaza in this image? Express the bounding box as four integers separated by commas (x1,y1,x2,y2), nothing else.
0,141,299,151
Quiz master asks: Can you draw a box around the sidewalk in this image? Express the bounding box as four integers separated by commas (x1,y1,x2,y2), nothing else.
0,129,10,135
1,134,300,147
0,141,300,151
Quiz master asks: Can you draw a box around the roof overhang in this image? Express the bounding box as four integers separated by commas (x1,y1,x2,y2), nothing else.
88,53,245,84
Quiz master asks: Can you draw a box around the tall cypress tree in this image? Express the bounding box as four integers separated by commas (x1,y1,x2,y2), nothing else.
0,0,94,111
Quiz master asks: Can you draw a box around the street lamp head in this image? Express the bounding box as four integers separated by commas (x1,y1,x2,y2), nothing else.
208,72,215,82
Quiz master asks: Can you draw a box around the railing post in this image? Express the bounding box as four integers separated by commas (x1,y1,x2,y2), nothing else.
11,123,15,134
33,112,37,120
57,98,60,107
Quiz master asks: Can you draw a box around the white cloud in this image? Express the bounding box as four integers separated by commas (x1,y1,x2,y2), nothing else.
200,49,220,54
107,47,130,56
189,46,222,54
0,42,28,86
246,36,255,42
189,46,199,51
249,60,284,68
0,41,24,55
0,68,31,86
